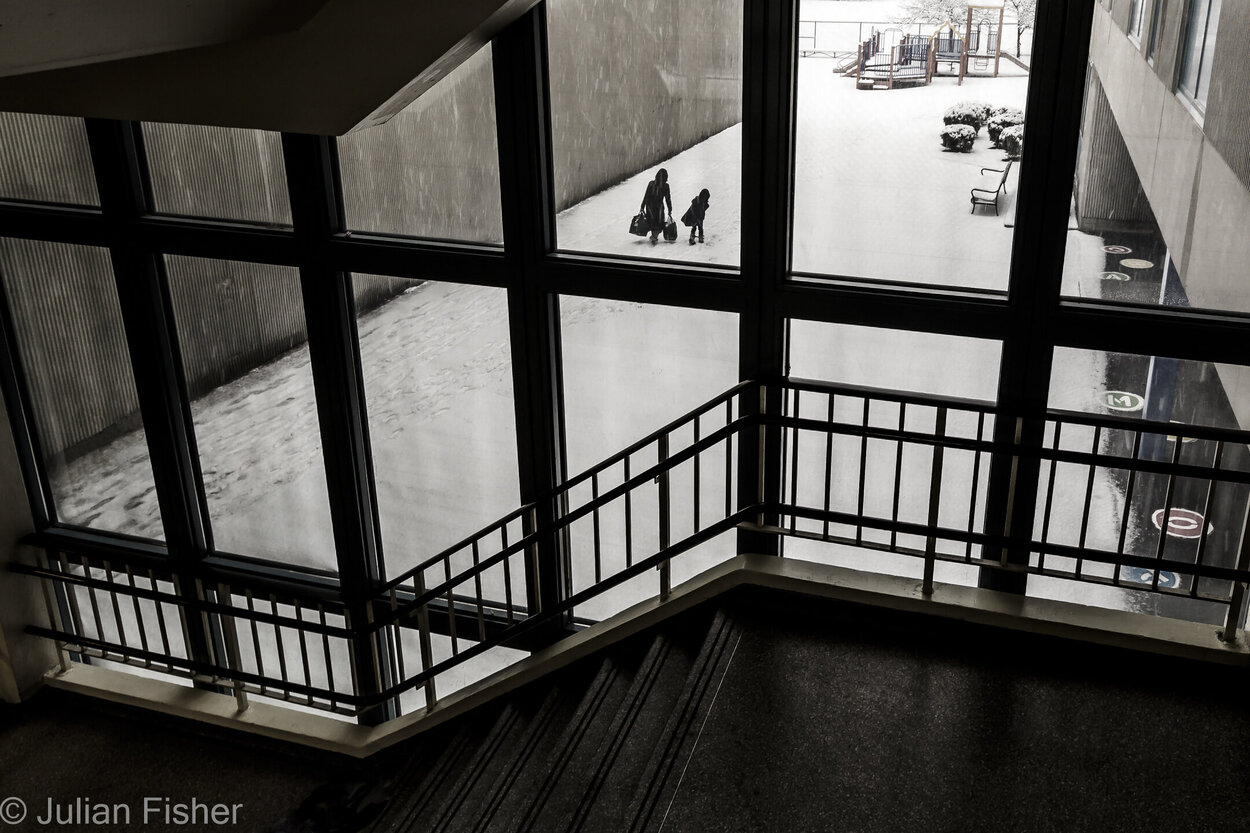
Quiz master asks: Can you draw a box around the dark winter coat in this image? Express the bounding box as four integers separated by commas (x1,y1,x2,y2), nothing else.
641,180,672,231
681,193,710,228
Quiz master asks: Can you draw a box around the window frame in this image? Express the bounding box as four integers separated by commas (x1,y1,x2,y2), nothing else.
1176,0,1221,114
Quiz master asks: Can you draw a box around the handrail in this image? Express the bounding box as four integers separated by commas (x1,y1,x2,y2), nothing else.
380,381,755,594
24,377,1250,722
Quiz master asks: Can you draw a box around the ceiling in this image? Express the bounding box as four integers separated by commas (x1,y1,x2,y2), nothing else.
0,0,537,135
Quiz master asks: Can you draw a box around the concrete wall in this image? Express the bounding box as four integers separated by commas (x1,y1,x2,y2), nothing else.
546,0,743,210
0,386,54,703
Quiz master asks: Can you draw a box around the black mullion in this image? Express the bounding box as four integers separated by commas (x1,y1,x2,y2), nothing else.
1057,303,1250,364
494,7,568,647
83,119,220,676
0,203,106,247
281,132,392,724
737,0,796,556
779,283,1010,341
323,235,509,285
981,0,1095,593
540,258,744,311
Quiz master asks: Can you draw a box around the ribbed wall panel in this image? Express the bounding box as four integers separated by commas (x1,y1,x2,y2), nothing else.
144,123,292,226
0,113,99,205
338,47,504,242
1075,73,1153,228
0,239,140,457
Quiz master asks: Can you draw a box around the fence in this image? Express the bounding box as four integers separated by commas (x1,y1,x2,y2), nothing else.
15,378,1250,722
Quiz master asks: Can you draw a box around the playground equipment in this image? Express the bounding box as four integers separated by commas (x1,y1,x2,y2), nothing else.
855,29,932,90
959,1,1006,83
929,21,965,77
850,1,1006,90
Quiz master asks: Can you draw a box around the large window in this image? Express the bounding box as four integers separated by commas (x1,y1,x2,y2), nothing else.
1177,0,1222,111
2,0,1250,720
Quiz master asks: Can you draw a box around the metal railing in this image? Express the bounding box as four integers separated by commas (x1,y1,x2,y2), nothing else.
16,379,1250,723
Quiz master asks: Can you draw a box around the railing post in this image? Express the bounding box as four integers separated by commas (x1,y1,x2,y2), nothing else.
414,571,437,711
999,416,1025,567
36,551,71,673
1220,495,1250,643
922,407,947,595
527,506,543,615
658,434,672,600
216,583,249,712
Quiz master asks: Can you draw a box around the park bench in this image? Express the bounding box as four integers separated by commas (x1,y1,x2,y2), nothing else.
970,160,1012,215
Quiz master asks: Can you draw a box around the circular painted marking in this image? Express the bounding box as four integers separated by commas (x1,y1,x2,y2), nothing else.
1103,391,1145,412
1125,568,1180,588
1151,508,1212,539
1166,420,1199,444
1120,258,1155,269
1103,244,1132,254
1099,271,1132,282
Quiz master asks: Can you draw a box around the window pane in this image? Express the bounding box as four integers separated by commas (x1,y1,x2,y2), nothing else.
1193,0,1221,104
1128,0,1145,36
0,113,99,205
338,46,502,243
784,321,1001,585
561,298,739,474
793,6,1030,289
547,0,743,266
1147,0,1165,60
144,124,291,225
560,298,739,620
788,320,1002,402
353,276,520,576
1037,346,1250,625
0,239,162,538
1177,0,1215,102
1063,0,1246,313
165,255,333,569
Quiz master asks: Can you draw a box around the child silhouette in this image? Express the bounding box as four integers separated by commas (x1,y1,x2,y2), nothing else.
680,189,711,244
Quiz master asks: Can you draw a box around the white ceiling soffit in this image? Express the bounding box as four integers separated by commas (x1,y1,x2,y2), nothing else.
0,1,329,78
0,0,538,135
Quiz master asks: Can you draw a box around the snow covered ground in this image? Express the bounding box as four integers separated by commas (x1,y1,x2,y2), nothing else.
555,55,1065,293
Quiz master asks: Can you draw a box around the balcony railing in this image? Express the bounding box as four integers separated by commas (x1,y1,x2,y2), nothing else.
14,379,1250,723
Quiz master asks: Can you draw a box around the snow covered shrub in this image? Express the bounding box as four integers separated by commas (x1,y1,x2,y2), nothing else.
940,124,976,152
1000,125,1024,158
987,108,1025,145
943,102,986,133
